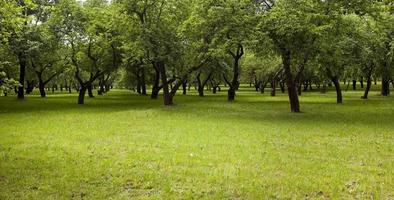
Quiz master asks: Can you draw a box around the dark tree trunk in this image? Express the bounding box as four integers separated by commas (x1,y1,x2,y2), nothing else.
352,80,357,90
87,83,94,98
360,77,364,88
151,66,160,99
226,45,243,101
279,81,285,93
381,78,390,96
182,80,187,95
78,87,87,104
362,75,372,99
228,87,235,101
17,53,27,99
332,77,342,104
157,61,173,106
196,73,204,97
39,81,46,98
68,86,72,94
271,78,276,97
26,80,34,94
282,50,300,113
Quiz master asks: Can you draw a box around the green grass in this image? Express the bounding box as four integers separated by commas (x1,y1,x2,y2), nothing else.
0,86,393,199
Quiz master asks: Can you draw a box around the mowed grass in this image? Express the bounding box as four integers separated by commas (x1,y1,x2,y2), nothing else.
0,86,393,199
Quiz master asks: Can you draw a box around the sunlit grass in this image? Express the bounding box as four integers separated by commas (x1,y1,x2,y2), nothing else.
0,86,393,199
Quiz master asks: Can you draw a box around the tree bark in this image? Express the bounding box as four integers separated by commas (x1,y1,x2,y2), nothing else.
157,61,173,106
78,87,87,104
151,66,160,99
282,50,300,113
332,77,342,104
381,78,390,96
182,80,187,95
87,83,94,98
39,80,46,98
271,78,276,97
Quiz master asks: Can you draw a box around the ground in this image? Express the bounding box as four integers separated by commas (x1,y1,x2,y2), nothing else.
0,86,393,199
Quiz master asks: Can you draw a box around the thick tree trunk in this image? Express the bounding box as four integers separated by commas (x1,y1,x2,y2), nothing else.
381,78,390,96
39,81,46,98
228,87,236,101
87,83,94,98
78,87,87,104
282,50,300,113
17,53,27,99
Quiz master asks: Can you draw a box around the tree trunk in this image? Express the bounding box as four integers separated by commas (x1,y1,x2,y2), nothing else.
39,81,46,98
271,78,276,97
332,77,342,104
182,80,187,95
87,83,94,98
228,87,235,101
17,53,27,99
279,82,285,93
282,50,300,113
157,61,173,106
360,77,364,88
381,78,390,96
140,69,147,95
362,75,372,99
151,66,160,99
78,87,87,104
352,80,357,90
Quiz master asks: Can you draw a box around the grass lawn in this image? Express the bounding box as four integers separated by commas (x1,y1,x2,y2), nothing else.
0,87,393,199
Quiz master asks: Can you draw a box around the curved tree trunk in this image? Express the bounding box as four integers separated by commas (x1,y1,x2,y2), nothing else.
332,77,342,104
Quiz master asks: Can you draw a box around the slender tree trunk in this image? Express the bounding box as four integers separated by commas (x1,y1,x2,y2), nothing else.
282,50,300,113
271,78,276,97
360,77,364,88
151,66,160,99
182,80,187,95
362,75,372,99
280,82,285,93
352,80,357,90
332,77,342,104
